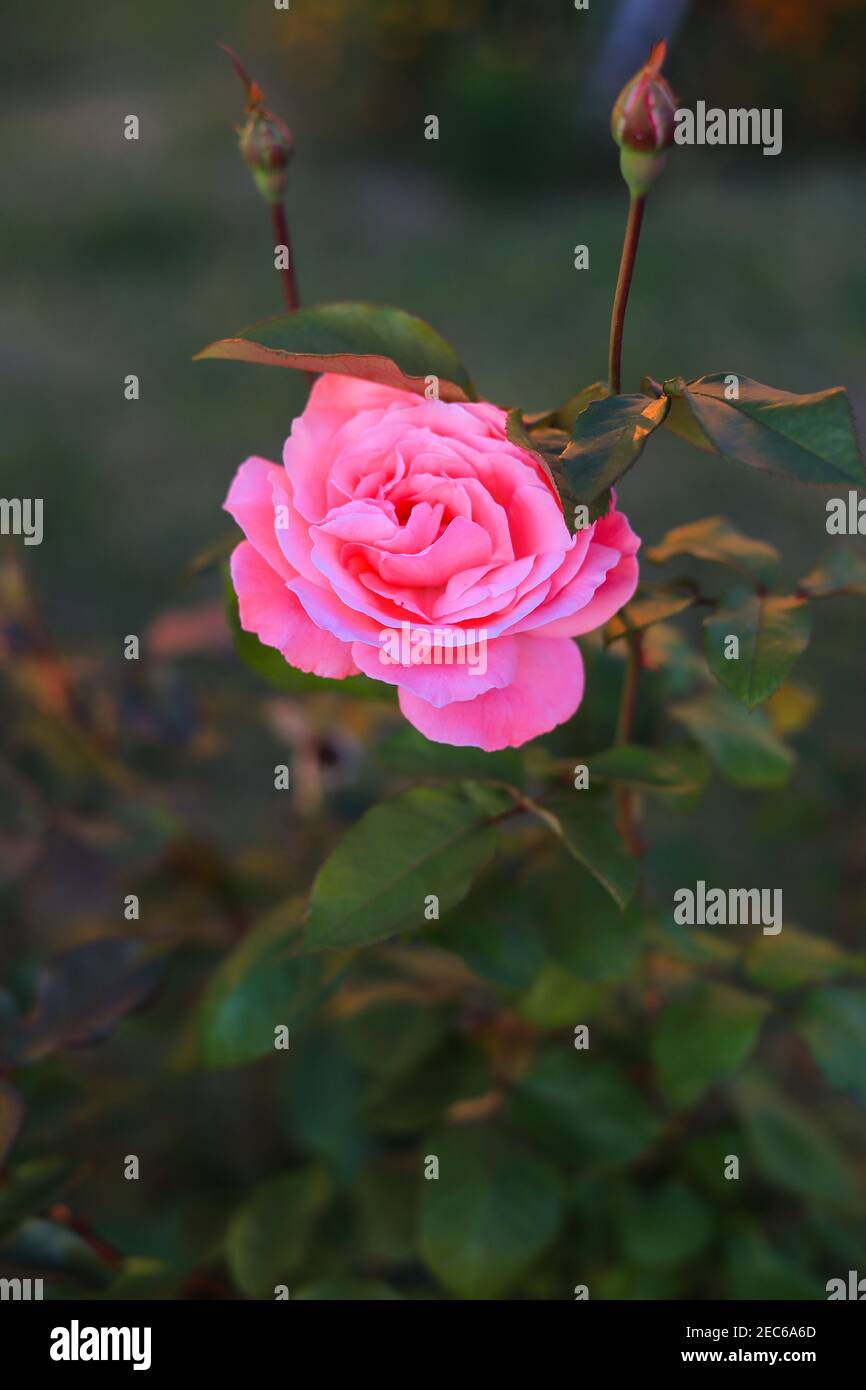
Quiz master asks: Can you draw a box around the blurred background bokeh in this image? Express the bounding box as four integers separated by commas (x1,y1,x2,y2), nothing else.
2,0,865,1299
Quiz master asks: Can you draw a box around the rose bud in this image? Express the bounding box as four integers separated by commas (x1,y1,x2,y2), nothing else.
220,43,295,205
238,107,295,204
610,39,677,199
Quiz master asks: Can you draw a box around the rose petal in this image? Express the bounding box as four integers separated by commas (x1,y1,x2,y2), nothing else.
351,632,515,706
398,635,585,750
231,541,358,679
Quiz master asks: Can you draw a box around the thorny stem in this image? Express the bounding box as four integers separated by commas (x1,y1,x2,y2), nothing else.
608,195,646,395
615,630,644,856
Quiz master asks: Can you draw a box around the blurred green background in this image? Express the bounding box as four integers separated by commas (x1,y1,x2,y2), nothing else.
1,0,866,1300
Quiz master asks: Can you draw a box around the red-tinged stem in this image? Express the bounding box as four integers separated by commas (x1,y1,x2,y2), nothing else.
49,1205,124,1272
608,195,646,395
615,630,644,857
271,201,300,312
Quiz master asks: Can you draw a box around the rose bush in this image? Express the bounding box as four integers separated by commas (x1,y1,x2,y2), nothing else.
225,373,640,750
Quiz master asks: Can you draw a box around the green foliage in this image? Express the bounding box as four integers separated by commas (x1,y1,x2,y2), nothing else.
734,1079,855,1205
417,1128,562,1298
561,393,669,503
617,1181,716,1270
305,784,501,951
0,1218,114,1290
196,302,474,401
513,1051,659,1166
534,793,638,908
647,516,780,585
191,902,325,1069
588,744,709,796
800,549,866,598
652,983,769,1106
671,689,795,788
2,939,164,1066
661,375,865,487
605,585,697,644
225,1167,332,1298
744,927,861,993
796,988,866,1103
704,590,812,709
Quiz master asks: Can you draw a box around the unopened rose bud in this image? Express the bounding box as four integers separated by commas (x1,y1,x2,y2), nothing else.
238,109,294,204
610,39,677,200
220,43,295,205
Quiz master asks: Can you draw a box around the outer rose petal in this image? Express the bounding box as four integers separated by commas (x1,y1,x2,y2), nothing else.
224,457,294,581
231,541,359,679
351,633,517,706
397,635,584,751
534,552,639,638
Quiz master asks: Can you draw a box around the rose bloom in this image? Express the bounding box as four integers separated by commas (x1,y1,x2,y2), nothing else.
225,374,639,750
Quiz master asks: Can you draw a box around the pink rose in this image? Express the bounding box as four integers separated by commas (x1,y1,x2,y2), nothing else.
225,374,639,751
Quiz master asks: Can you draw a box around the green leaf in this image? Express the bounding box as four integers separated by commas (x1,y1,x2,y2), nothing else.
724,1230,820,1301
647,516,780,584
7,938,164,1064
604,585,696,645
653,983,769,1106
363,1040,490,1136
800,549,866,598
662,374,866,487
560,392,669,503
505,411,606,533
517,962,606,1027
530,794,638,909
733,1077,855,1203
541,863,645,983
512,1050,659,1166
588,744,710,796
193,902,326,1069
796,987,866,1102
671,689,795,788
195,301,473,402
305,785,499,952
356,1160,417,1264
226,1167,331,1298
440,875,546,989
744,926,860,993
224,564,390,701
0,1157,77,1222
376,726,524,785
618,1181,715,1270
704,589,812,709
417,1127,562,1298
552,381,609,433
656,914,740,968
280,1033,365,1178
293,1278,403,1300
343,1002,444,1081
0,1218,113,1289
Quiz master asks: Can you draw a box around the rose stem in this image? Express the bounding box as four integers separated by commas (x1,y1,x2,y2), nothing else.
607,194,646,395
614,629,644,856
271,200,300,312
